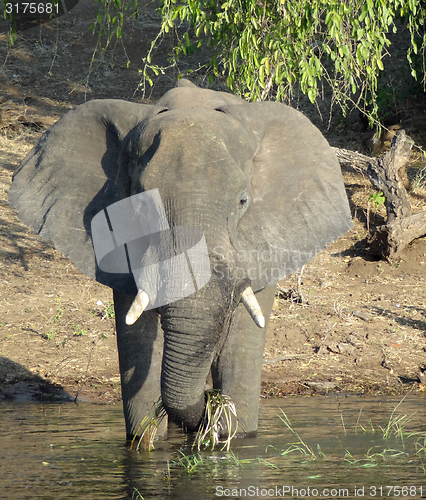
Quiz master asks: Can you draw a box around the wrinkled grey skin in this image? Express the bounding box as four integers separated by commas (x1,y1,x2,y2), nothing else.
8,80,351,440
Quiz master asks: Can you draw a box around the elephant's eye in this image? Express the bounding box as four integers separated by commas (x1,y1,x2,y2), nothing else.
238,192,249,215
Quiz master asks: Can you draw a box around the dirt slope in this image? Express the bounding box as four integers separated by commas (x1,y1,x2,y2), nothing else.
1,1,426,403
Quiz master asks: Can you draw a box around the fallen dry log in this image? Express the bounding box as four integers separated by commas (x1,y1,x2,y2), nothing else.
333,147,372,174
367,211,426,259
334,130,426,259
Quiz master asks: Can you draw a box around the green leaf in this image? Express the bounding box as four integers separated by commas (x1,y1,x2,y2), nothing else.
265,58,270,75
314,56,321,73
359,8,368,22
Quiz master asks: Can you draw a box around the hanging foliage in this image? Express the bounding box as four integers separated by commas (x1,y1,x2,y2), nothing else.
153,0,426,113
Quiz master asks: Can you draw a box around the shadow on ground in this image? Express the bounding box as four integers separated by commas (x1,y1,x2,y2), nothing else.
0,355,72,402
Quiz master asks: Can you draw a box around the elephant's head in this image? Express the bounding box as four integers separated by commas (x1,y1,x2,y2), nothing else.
8,80,351,436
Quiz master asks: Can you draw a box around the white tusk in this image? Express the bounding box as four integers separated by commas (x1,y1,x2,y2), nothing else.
125,290,150,325
241,287,265,328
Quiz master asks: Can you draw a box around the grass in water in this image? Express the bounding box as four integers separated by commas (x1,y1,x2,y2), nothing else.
278,409,320,461
163,397,426,477
343,395,415,449
131,400,167,452
171,451,205,474
132,390,238,452
169,448,278,476
193,390,238,451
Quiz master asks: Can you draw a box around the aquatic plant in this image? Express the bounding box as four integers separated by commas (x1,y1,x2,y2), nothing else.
131,400,167,452
132,390,238,452
193,390,238,451
277,409,322,461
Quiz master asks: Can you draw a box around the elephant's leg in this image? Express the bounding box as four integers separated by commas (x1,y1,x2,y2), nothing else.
113,290,166,441
211,285,276,436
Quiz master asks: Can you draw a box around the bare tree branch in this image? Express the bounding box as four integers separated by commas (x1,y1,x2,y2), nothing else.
333,130,424,259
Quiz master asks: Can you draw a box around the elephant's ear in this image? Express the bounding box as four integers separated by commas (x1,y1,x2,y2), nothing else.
8,99,157,294
230,101,352,292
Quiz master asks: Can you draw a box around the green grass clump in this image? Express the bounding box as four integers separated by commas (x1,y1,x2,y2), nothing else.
72,324,87,336
132,390,238,452
193,389,238,451
278,409,323,461
131,400,167,452
104,302,115,319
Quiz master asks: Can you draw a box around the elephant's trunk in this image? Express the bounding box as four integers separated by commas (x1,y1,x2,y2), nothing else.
159,269,234,430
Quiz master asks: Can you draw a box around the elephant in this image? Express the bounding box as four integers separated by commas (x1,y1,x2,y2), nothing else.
8,79,352,441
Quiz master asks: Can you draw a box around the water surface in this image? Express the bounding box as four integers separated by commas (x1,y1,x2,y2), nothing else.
1,395,426,499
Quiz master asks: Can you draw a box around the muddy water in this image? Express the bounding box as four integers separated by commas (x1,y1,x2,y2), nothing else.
1,395,426,499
